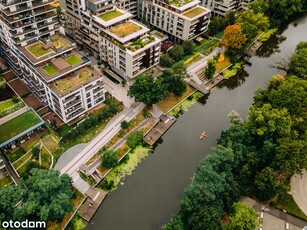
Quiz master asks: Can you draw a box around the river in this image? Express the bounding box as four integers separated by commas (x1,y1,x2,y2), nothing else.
87,14,307,230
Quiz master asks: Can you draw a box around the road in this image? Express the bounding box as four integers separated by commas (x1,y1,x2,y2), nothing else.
291,171,307,216
60,103,145,178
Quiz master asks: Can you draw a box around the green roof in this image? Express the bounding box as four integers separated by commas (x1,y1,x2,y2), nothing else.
99,10,123,21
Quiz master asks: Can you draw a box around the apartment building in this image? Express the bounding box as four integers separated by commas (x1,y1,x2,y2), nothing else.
0,0,105,123
61,0,161,79
201,0,249,16
138,0,211,42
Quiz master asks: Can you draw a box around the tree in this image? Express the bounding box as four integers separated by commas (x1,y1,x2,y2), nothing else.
160,68,187,96
208,12,236,35
168,45,185,62
227,110,243,125
204,59,216,79
160,54,174,67
121,120,130,129
32,146,40,160
11,169,74,221
101,149,119,168
182,40,195,55
220,24,247,51
127,131,143,149
241,22,258,41
223,202,259,230
289,47,307,79
238,10,269,32
128,74,168,106
0,185,22,221
250,0,302,25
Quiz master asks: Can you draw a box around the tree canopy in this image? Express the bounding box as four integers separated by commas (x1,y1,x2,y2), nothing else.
128,74,168,106
0,169,74,222
101,149,119,168
289,42,307,79
220,24,247,52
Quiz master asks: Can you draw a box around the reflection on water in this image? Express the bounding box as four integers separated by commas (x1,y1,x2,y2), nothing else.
256,33,287,58
217,68,250,90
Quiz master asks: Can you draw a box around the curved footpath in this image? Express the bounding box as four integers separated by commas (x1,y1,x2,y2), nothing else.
291,170,307,216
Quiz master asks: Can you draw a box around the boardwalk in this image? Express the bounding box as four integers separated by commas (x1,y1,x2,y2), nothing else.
144,114,176,145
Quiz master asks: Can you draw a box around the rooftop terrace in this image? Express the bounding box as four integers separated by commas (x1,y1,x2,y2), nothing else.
170,0,192,7
50,66,101,96
20,34,75,64
183,6,207,18
110,21,142,38
98,10,123,21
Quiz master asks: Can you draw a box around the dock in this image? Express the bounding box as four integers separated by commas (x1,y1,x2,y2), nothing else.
78,187,108,222
144,114,176,145
244,41,263,57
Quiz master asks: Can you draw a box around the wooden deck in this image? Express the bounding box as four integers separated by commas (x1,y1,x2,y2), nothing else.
144,114,176,145
78,187,107,222
244,41,263,57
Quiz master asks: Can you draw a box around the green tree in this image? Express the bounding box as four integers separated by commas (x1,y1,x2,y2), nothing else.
13,169,73,221
0,185,22,221
32,146,40,160
241,22,258,41
160,54,174,67
160,68,187,96
223,202,259,230
128,74,168,106
101,149,119,168
248,104,292,137
250,0,302,25
204,59,217,79
127,131,143,149
289,47,307,79
238,10,269,31
182,40,195,55
120,120,130,129
168,45,185,62
227,110,243,125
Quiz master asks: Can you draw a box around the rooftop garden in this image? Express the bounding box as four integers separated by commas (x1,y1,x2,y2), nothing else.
0,110,41,143
65,54,81,66
27,42,53,57
99,10,123,21
153,31,165,39
42,64,59,76
54,68,94,92
183,7,206,18
127,35,155,51
170,0,191,7
51,36,69,48
110,21,142,38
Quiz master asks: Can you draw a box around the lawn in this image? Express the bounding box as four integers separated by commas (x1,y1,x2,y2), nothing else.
41,146,51,169
0,99,15,112
42,64,58,75
27,43,52,57
51,36,68,48
110,22,141,38
0,110,41,143
157,85,196,113
99,10,123,21
215,55,231,73
171,0,191,6
275,193,307,221
12,150,32,169
65,54,82,66
55,69,93,92
183,7,206,18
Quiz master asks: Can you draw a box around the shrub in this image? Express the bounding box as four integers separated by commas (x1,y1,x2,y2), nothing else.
101,149,119,168
121,120,130,129
32,146,40,160
12,96,19,103
127,131,143,149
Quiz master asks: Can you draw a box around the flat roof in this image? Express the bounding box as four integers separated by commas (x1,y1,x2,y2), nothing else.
36,51,89,82
169,0,201,11
49,66,101,97
183,6,207,18
106,20,150,43
19,34,76,65
0,109,44,148
93,8,132,27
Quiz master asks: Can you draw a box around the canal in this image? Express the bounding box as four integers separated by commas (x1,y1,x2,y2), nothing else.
88,14,307,230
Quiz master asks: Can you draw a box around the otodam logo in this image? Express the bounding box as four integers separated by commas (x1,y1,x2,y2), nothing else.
1,220,46,229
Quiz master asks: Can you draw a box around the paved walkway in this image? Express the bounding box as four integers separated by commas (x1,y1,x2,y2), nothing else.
60,103,145,193
291,171,307,216
187,47,222,85
0,106,28,125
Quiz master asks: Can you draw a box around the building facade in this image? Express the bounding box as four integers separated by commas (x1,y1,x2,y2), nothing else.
61,0,161,79
201,0,251,16
138,0,211,42
0,0,105,123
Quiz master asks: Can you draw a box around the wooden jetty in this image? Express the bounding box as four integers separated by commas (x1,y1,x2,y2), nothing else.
144,114,176,145
78,187,107,222
244,41,263,57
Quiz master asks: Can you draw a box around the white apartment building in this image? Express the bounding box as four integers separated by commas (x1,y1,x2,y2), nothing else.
61,0,161,79
0,0,105,123
201,0,250,16
138,0,211,42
